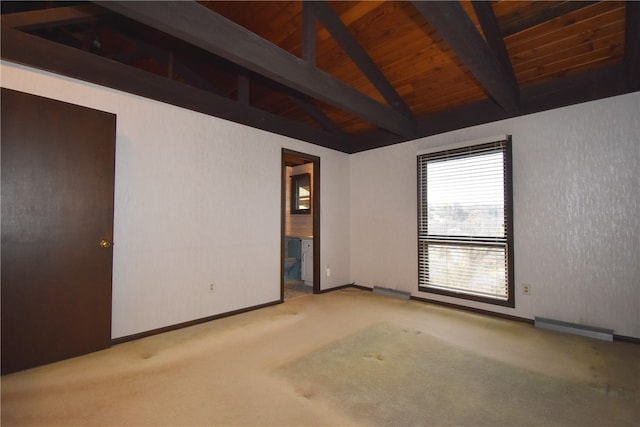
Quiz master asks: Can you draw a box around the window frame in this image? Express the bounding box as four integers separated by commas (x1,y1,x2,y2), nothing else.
417,135,514,307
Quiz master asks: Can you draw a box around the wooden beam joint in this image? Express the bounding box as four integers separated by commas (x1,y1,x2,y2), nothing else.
308,0,414,120
412,1,520,115
95,0,416,137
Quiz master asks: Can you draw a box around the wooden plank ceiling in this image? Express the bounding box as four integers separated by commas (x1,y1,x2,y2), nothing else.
2,1,637,153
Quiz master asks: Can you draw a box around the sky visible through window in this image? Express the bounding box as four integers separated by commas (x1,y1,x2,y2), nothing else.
419,142,511,303
427,152,504,238
427,153,503,205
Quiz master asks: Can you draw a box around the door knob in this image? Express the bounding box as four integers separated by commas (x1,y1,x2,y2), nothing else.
99,239,112,249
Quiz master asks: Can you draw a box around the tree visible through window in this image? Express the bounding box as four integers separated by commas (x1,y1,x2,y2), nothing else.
417,137,514,307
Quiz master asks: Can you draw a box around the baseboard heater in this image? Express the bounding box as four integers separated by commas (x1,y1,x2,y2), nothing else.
372,286,410,300
534,317,613,341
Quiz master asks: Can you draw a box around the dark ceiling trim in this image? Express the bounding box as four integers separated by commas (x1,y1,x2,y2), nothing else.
0,28,349,152
412,1,520,115
237,74,250,105
288,94,347,137
625,1,639,91
302,1,316,65
0,4,106,31
472,1,516,84
349,63,633,153
94,0,416,138
309,0,414,119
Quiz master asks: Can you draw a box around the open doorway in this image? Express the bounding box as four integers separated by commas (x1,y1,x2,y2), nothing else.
281,149,320,301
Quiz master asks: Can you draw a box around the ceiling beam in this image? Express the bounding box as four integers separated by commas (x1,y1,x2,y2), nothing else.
412,0,520,115
309,0,414,119
472,1,517,86
94,0,416,138
301,1,316,65
1,4,106,31
1,28,350,152
625,1,640,91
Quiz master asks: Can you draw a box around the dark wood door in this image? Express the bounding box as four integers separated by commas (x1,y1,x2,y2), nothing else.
1,88,116,375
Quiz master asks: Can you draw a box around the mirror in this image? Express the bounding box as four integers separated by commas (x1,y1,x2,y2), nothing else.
291,173,311,214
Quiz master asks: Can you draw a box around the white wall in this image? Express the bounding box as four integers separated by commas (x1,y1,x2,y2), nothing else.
1,61,351,339
3,60,638,339
350,92,640,338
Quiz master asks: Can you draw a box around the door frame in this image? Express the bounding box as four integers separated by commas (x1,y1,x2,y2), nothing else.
281,148,320,300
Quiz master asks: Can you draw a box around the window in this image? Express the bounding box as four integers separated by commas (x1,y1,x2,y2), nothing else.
417,136,514,307
291,173,311,214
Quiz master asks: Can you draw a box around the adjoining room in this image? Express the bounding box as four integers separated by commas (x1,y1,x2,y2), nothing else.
282,150,319,301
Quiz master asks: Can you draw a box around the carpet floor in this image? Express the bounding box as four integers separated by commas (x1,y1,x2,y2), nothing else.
1,289,638,426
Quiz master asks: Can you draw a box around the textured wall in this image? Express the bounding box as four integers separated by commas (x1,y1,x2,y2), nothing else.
4,60,637,339
1,61,351,339
351,92,640,338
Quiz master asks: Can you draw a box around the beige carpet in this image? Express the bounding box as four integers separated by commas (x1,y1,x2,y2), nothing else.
277,321,637,426
2,289,638,426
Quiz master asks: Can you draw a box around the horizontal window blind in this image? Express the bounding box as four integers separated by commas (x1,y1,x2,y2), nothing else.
418,242,508,299
418,139,513,305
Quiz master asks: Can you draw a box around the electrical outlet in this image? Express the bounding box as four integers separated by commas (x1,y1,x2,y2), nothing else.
209,283,215,292
326,265,331,277
522,283,531,295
